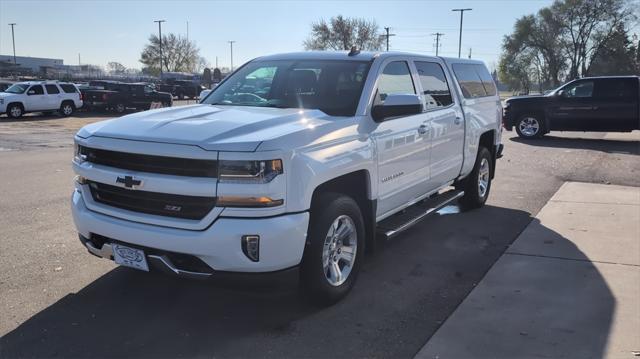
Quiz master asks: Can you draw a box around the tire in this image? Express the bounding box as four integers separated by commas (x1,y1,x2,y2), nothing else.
59,102,75,117
7,103,23,119
301,192,365,305
515,114,544,139
457,147,493,210
114,103,126,113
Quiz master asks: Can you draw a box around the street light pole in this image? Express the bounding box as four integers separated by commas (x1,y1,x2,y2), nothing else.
452,8,472,58
8,23,17,65
154,20,166,77
228,40,236,71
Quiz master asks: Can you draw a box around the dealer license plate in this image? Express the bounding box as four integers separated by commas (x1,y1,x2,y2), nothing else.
112,244,149,272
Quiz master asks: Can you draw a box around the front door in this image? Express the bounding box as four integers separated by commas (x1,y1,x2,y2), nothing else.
371,60,431,218
548,80,597,130
24,85,46,111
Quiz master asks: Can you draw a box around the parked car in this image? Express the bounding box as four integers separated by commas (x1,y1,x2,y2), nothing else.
503,76,640,138
198,89,211,101
0,81,83,119
0,80,15,92
81,81,173,113
71,51,502,304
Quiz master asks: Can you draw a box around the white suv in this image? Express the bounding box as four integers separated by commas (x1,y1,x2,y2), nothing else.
72,51,502,304
0,81,83,118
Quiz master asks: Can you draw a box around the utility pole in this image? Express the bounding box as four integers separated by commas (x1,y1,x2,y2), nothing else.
186,21,189,41
432,32,444,56
8,23,17,65
215,56,218,68
78,53,81,66
154,20,166,77
452,8,472,58
468,47,472,59
228,41,236,71
383,27,395,51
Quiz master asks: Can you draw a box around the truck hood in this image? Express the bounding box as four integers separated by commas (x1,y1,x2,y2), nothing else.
0,92,19,100
505,95,548,103
76,104,336,152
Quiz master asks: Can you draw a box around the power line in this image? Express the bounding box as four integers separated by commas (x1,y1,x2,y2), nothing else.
383,27,396,51
432,32,444,56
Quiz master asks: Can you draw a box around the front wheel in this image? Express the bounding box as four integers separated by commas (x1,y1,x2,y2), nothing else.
301,193,365,305
114,103,126,113
7,104,23,119
457,147,493,210
515,115,544,138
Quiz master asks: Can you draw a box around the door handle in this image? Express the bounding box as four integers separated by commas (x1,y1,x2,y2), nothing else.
454,117,462,125
418,124,429,135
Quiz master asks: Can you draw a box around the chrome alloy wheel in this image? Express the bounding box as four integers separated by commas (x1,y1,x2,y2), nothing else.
478,157,490,198
115,103,126,113
322,215,357,287
62,104,73,115
518,117,540,137
10,106,22,117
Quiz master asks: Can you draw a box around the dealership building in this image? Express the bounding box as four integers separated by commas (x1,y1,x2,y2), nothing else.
0,55,64,72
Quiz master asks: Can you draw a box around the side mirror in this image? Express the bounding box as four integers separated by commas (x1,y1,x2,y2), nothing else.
556,90,564,97
371,94,423,122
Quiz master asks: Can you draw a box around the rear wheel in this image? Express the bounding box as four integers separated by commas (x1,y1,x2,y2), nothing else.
301,192,364,305
7,103,23,119
515,115,544,138
59,102,75,117
457,147,493,210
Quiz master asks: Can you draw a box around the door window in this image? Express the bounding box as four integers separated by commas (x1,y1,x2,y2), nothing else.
376,61,416,103
414,61,453,109
45,84,60,94
563,81,594,98
27,85,44,95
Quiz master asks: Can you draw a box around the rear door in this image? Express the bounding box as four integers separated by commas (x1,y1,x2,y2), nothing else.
413,60,464,188
591,78,639,131
44,84,62,110
371,59,431,217
548,79,597,130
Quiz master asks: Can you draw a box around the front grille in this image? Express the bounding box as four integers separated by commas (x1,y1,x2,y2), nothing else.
79,146,217,178
88,181,216,220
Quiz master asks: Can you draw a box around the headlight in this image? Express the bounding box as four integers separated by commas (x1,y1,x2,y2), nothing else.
73,143,86,164
218,159,283,184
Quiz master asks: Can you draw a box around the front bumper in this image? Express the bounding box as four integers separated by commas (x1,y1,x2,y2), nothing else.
72,188,309,274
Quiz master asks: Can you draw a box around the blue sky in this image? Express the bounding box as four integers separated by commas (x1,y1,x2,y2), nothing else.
0,0,555,71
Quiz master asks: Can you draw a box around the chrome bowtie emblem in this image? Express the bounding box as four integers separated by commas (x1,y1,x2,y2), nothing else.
116,175,142,189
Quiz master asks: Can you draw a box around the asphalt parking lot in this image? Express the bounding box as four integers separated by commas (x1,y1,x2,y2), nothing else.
0,110,638,358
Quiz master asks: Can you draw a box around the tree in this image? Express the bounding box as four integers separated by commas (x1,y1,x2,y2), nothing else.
139,33,202,75
589,23,640,75
107,62,126,75
303,15,384,51
499,0,637,92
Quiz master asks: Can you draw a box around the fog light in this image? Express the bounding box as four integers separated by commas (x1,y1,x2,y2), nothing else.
241,235,260,262
75,175,88,184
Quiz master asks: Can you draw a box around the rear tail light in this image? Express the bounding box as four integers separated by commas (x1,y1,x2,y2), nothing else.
79,92,83,101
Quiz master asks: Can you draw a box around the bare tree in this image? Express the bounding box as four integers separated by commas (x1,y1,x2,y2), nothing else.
139,33,202,74
304,15,384,51
107,62,127,75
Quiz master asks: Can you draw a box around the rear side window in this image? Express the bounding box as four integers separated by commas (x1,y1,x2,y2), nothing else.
45,84,60,94
28,85,44,95
376,61,416,103
474,65,497,96
452,63,497,98
60,84,78,93
414,61,453,109
594,79,637,99
452,64,485,98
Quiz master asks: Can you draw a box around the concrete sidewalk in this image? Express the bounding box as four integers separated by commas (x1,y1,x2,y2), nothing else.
416,182,640,359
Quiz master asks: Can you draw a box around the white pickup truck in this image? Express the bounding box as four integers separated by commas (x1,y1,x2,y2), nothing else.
72,51,503,304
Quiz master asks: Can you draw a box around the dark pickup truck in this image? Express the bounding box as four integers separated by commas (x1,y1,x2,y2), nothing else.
155,80,204,100
503,76,639,138
82,81,173,113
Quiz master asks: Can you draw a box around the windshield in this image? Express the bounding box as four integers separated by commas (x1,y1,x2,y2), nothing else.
202,59,371,116
5,84,29,94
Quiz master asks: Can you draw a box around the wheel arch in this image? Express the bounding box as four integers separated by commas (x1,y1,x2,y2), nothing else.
310,170,377,253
